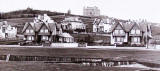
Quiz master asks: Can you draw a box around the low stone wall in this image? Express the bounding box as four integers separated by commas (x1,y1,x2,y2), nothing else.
51,43,78,47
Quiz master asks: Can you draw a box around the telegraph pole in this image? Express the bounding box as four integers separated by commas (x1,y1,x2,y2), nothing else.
146,21,148,49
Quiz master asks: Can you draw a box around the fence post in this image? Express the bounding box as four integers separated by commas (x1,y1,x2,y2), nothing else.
6,54,10,62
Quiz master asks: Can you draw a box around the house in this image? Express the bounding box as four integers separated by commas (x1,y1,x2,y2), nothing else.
0,21,17,38
22,14,59,43
93,18,112,33
83,6,100,17
110,22,128,45
110,21,149,46
61,16,86,33
128,23,145,46
22,14,75,45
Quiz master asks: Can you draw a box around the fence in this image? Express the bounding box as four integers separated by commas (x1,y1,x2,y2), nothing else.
51,43,78,47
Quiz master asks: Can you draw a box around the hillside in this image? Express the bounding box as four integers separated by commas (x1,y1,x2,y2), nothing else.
1,8,160,37
0,8,68,19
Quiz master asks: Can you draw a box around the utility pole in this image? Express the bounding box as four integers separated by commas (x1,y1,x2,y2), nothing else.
146,22,148,49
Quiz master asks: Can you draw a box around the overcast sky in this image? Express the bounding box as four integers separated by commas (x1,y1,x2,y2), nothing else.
0,0,160,23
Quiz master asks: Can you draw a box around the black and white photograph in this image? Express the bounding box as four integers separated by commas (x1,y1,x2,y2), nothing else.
0,0,160,71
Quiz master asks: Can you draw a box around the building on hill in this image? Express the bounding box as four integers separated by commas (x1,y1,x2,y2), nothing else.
61,16,86,33
110,21,151,46
92,18,112,33
83,6,100,17
22,14,74,44
0,21,17,38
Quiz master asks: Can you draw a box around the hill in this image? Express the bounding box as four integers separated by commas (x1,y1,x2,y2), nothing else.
0,8,92,19
0,8,67,19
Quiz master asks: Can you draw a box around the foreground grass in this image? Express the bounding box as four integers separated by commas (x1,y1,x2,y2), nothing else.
0,62,143,71
0,47,160,71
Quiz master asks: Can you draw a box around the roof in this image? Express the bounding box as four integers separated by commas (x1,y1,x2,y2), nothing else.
109,22,127,32
59,33,73,38
22,14,57,33
109,21,148,33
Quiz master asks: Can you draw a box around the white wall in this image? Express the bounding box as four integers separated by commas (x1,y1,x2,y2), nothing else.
124,33,128,42
0,25,17,38
110,33,115,45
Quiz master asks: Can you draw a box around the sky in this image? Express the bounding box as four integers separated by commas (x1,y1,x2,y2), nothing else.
0,0,160,23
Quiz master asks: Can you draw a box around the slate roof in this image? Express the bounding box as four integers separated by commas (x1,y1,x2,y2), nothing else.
109,21,148,33
22,16,57,34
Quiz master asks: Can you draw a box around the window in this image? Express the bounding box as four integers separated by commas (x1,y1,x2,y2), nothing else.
100,26,104,32
28,36,34,41
45,29,48,33
30,30,33,33
117,37,120,42
42,36,48,40
137,37,140,43
120,30,124,34
134,37,137,42
2,27,5,33
26,29,29,33
132,37,140,43
136,30,140,34
40,29,44,33
26,29,34,33
114,30,119,34
131,30,135,34
31,36,34,40
115,37,124,42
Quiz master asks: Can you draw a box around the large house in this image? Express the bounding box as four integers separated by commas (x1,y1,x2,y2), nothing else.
61,16,86,33
93,18,112,33
83,6,100,17
0,21,17,38
110,21,150,46
22,14,74,44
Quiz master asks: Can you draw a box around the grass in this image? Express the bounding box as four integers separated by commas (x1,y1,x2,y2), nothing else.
0,62,143,71
0,47,160,71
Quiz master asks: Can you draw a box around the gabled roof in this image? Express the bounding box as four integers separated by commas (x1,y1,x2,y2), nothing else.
128,22,144,32
110,22,127,32
34,22,43,32
109,21,147,33
22,14,58,33
93,18,101,25
22,22,34,33
48,23,57,32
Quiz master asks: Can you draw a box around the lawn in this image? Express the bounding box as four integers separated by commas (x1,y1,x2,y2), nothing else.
0,47,160,71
